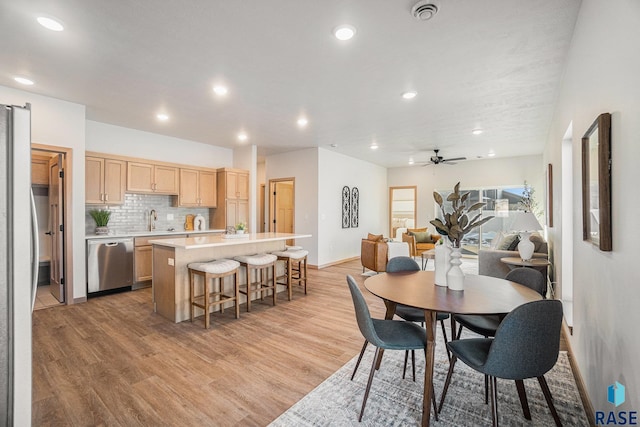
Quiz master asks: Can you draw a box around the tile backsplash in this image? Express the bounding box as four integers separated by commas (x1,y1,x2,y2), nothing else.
85,193,211,235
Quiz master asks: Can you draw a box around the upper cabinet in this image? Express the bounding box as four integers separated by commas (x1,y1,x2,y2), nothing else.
31,154,51,186
86,156,126,204
211,168,250,229
177,168,217,207
127,161,179,195
224,169,249,200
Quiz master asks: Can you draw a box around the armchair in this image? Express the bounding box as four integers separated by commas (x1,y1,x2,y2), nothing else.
361,234,389,273
402,228,441,257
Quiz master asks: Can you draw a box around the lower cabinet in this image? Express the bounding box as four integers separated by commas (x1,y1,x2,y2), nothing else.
134,245,153,283
134,235,186,285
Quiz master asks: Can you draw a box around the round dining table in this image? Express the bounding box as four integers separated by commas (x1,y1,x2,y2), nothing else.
364,270,542,427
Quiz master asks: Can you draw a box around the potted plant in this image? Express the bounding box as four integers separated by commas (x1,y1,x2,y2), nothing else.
89,209,111,235
430,182,494,290
235,222,246,234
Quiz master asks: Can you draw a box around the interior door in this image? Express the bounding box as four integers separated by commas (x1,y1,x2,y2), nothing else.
48,154,64,302
270,179,295,245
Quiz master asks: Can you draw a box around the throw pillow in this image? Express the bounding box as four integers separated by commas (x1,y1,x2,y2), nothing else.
496,234,519,250
529,233,545,252
507,235,521,251
367,233,383,242
412,232,434,244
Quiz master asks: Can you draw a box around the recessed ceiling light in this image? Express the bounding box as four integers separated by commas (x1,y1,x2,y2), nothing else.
488,152,496,157
472,128,484,135
156,113,169,121
213,85,228,96
408,158,415,165
14,77,34,85
237,132,248,142
334,25,356,41
297,117,308,128
402,91,417,100
37,16,64,32
370,143,378,150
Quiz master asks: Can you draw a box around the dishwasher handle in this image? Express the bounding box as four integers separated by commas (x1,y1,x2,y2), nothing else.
104,242,120,247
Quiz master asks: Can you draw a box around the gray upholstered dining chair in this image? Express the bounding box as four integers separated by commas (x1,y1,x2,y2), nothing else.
439,299,564,426
346,275,438,422
385,256,452,380
451,267,547,417
454,268,546,339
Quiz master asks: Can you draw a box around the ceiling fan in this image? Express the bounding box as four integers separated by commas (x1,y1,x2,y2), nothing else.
417,149,467,166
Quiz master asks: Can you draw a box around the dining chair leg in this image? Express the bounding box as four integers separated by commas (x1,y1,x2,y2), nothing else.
402,351,409,379
485,374,489,404
359,347,381,422
351,340,368,380
411,350,416,382
439,319,451,362
456,323,463,340
490,376,499,427
431,384,439,421
515,379,532,420
538,375,563,427
438,354,457,413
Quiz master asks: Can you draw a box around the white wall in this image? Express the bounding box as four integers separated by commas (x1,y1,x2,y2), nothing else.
1,85,87,302
86,120,233,168
388,155,543,231
543,0,640,412
317,149,387,267
265,148,319,264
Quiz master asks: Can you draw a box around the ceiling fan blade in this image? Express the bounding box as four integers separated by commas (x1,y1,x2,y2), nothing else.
419,161,435,167
443,162,457,165
443,156,467,162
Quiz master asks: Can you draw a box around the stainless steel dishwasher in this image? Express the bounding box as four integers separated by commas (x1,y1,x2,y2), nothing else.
87,238,134,295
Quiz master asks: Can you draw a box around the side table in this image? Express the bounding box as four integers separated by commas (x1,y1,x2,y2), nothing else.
420,249,436,270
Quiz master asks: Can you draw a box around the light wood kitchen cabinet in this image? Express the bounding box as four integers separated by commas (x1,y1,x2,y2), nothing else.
134,234,186,283
211,168,250,229
31,154,50,186
177,168,217,207
127,161,179,195
85,156,126,204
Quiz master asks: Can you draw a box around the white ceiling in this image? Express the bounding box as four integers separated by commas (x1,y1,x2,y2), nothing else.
0,0,581,167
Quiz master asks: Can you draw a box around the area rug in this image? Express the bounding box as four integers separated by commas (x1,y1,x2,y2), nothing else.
269,332,588,426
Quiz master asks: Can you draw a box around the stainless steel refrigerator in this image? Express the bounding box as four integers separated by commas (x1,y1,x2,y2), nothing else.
1,104,35,425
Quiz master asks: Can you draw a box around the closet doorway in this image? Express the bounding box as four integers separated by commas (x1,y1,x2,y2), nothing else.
31,144,71,309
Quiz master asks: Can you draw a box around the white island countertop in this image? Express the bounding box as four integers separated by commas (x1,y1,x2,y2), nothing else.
148,232,311,249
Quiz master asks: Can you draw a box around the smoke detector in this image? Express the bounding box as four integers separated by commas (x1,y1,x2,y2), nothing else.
411,1,439,21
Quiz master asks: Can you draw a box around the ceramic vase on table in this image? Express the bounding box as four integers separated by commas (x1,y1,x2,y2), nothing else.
447,245,465,291
434,241,449,286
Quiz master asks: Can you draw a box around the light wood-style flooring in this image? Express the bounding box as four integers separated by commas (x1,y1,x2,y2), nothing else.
32,259,381,426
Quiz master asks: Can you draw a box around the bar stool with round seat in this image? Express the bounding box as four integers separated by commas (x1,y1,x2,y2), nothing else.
188,259,240,329
234,253,278,312
272,249,309,300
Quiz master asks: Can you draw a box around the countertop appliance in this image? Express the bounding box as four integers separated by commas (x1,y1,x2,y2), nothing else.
87,238,134,295
1,104,33,423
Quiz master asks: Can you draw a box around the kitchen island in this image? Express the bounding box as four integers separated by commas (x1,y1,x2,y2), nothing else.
149,232,311,322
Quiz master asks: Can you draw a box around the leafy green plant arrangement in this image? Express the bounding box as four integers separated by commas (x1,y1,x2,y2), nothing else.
430,182,494,248
235,222,246,231
89,209,111,227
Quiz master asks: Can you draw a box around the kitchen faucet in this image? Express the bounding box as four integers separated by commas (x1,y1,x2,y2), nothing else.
149,209,157,231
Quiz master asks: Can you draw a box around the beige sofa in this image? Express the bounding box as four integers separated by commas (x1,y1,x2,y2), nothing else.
478,235,548,278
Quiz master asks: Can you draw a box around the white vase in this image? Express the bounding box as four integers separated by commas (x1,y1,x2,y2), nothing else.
447,246,465,291
434,242,449,286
